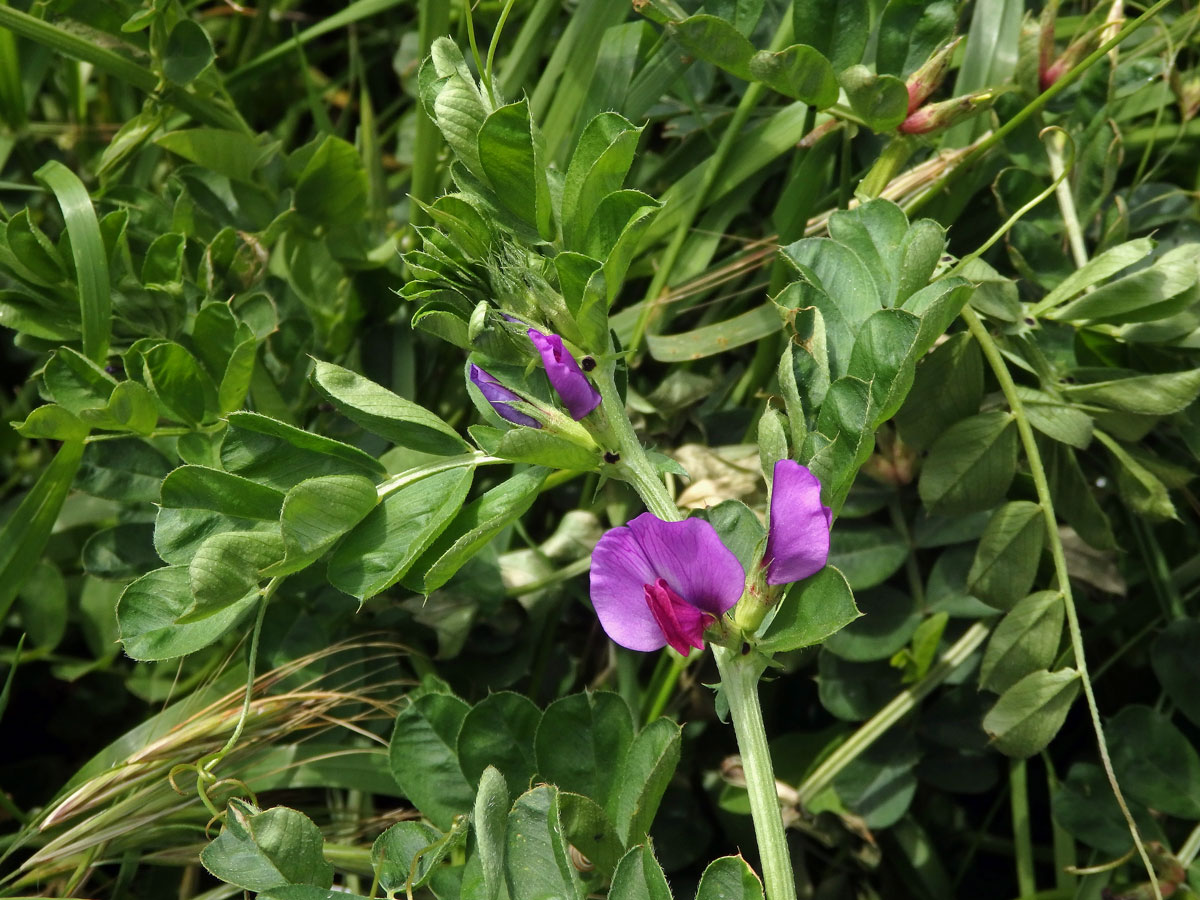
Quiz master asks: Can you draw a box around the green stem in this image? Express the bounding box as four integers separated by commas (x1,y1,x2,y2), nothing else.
642,655,688,724
1045,130,1088,269
961,307,1161,900
714,646,795,900
1011,758,1036,897
410,0,451,228
1178,822,1200,867
627,12,794,352
375,452,504,499
504,554,592,597
201,584,274,774
797,621,989,805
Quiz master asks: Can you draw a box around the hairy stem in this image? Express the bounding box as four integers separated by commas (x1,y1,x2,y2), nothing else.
961,306,1161,900
595,364,678,521
714,646,795,900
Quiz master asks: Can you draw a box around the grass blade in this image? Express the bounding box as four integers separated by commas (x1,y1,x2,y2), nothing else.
0,440,85,628
35,161,110,365
942,0,1023,146
411,0,451,227
0,0,25,128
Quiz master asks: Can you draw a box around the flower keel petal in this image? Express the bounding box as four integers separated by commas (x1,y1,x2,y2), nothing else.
645,578,709,656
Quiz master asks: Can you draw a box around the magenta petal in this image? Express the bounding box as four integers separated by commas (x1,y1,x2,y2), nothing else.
590,521,667,651
528,329,601,420
764,460,831,585
624,514,745,617
645,579,708,656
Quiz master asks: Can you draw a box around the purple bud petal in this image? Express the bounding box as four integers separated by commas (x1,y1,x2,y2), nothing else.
764,460,831,586
591,513,744,652
469,364,541,428
528,329,601,420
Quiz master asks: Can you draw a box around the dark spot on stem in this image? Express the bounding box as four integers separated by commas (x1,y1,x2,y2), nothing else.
581,356,596,372
741,641,751,656
604,451,620,464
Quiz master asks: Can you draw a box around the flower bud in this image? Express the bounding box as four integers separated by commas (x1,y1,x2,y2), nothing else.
905,37,962,114
527,329,601,420
899,89,996,135
469,364,542,428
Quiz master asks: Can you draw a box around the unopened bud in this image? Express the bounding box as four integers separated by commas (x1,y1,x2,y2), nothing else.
1038,0,1060,89
1040,29,1101,91
899,89,996,135
905,37,962,114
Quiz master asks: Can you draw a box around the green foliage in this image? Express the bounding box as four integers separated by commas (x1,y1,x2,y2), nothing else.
3,1,1200,898
200,800,334,892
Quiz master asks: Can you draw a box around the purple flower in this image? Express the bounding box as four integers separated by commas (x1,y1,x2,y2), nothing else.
469,364,541,428
590,514,745,655
764,460,831,586
528,329,601,420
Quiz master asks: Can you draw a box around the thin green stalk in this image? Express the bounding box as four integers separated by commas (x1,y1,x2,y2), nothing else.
375,452,504,500
962,306,1161,900
907,0,1175,218
1130,515,1186,621
714,646,795,900
642,655,688,724
946,128,1074,277
410,0,451,228
1011,758,1036,897
462,0,488,104
1045,131,1088,269
200,585,274,775
1178,823,1200,867
504,555,592,597
797,621,989,805
497,0,560,98
322,843,376,876
485,0,518,91
1042,754,1078,893
627,12,795,353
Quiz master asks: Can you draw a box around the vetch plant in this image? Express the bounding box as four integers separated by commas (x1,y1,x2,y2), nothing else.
589,461,834,899
2,2,1197,899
